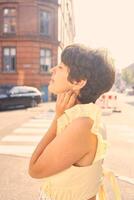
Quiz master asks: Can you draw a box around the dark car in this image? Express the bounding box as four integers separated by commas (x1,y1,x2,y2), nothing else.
0,85,42,110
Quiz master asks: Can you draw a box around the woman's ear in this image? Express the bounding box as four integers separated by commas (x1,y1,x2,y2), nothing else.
72,79,87,91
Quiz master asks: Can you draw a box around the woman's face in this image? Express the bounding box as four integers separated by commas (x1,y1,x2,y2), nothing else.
48,62,74,94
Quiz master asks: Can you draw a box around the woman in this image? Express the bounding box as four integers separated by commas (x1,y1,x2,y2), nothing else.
29,44,115,200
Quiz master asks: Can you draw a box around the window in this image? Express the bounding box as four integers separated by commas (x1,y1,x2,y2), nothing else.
3,47,16,72
3,8,16,33
40,49,52,72
40,11,51,36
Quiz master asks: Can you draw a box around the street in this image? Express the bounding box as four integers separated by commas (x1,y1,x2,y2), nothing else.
102,94,134,200
0,94,134,200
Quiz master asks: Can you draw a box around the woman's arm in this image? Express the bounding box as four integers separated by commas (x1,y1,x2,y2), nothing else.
29,115,58,171
29,90,77,177
29,117,94,178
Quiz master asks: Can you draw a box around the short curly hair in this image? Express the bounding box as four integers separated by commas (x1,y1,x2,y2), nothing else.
61,44,115,104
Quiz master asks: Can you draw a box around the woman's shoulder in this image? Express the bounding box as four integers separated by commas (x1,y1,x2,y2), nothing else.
65,103,101,121
57,103,101,135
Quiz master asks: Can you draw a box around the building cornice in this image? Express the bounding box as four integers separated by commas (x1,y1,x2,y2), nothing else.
0,36,59,45
39,0,58,5
0,1,18,4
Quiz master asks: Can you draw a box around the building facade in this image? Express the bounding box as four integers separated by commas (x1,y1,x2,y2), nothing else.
0,0,75,101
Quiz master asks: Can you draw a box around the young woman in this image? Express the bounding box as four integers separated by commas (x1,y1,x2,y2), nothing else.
29,44,115,200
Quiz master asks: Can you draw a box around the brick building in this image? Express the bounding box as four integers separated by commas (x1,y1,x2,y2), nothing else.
0,0,75,101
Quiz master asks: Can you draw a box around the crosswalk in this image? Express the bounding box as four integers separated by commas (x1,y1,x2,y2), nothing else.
0,112,134,158
0,111,54,157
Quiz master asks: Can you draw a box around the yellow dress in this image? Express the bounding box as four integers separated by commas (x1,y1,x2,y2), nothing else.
39,103,107,200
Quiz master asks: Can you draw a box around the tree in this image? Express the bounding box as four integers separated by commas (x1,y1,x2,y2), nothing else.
122,65,134,86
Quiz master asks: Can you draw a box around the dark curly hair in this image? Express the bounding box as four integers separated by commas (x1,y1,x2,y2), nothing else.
61,44,115,104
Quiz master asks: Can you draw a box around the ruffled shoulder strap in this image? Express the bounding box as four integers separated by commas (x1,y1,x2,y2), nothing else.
57,103,101,135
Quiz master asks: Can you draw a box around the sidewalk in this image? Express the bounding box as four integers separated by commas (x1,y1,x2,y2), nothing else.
27,101,56,114
0,154,41,200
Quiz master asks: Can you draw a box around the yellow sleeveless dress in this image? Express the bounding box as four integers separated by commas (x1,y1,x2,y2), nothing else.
39,103,107,200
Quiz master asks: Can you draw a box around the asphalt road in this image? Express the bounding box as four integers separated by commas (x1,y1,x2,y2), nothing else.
102,94,134,200
0,94,134,200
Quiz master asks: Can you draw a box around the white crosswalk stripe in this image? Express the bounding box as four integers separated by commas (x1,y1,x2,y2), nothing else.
1,135,42,142
0,145,35,157
0,112,54,157
13,127,49,134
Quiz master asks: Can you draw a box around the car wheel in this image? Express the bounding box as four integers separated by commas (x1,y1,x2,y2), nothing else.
30,99,38,107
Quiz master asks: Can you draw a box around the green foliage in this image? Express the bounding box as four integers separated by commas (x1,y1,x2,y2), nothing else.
122,67,134,85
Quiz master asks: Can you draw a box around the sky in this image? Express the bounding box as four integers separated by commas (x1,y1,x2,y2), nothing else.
73,0,134,70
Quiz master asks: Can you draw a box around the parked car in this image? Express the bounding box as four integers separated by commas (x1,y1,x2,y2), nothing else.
0,85,42,110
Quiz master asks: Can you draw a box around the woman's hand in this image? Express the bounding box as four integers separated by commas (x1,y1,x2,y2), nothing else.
55,90,77,118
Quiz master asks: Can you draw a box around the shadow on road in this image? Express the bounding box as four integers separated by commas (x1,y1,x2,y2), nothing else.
126,102,134,106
